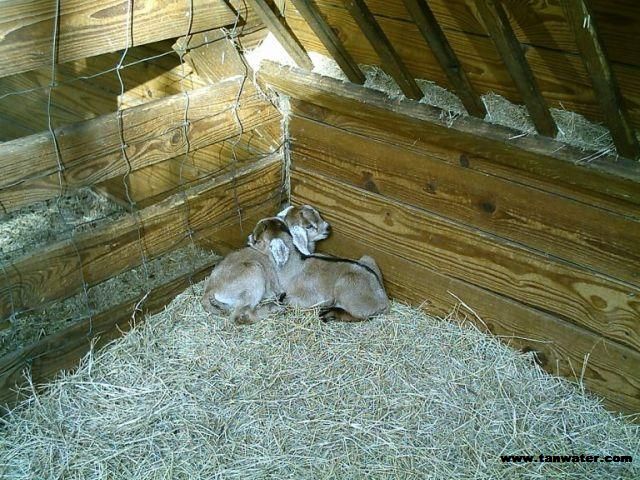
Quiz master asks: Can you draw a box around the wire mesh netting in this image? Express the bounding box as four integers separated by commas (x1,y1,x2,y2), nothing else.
0,0,277,363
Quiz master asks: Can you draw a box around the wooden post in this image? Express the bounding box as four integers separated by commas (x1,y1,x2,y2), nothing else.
247,0,314,69
561,0,640,160
343,0,423,100
401,0,485,118
290,0,365,84
475,0,557,137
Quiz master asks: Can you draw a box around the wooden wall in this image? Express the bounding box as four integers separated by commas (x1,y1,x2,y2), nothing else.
259,63,640,416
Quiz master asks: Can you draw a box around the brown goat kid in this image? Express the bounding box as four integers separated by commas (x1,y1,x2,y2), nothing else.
201,206,330,324
249,217,389,322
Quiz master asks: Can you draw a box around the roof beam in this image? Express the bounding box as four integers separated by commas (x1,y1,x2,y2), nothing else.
343,0,423,100
474,0,557,137
247,0,313,69
401,0,486,118
290,0,365,84
561,0,640,160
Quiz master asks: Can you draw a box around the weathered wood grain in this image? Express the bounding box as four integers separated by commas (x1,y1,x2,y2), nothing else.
282,1,640,130
0,78,280,212
290,0,365,84
474,0,557,137
174,30,248,83
309,226,640,416
289,115,640,286
401,0,485,117
561,0,640,160
291,168,640,352
290,99,640,219
0,158,282,320
259,62,640,210
247,0,313,69
97,118,282,208
328,0,640,68
343,0,422,99
0,0,237,78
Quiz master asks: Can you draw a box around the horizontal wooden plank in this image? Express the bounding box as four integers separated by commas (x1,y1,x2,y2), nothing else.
290,99,640,220
0,201,278,411
309,226,640,416
0,78,280,212
97,118,282,208
0,157,283,320
289,115,640,286
283,1,640,131
290,168,640,352
0,0,237,78
258,62,640,209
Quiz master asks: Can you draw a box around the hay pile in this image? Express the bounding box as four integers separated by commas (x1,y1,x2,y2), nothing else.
1,282,638,479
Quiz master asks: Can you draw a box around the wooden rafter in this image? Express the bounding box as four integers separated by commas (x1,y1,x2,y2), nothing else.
290,0,365,84
401,0,486,118
561,0,640,160
343,0,423,100
474,0,557,137
247,0,313,69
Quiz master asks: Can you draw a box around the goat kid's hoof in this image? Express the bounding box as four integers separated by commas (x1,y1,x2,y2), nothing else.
276,292,287,304
319,308,337,323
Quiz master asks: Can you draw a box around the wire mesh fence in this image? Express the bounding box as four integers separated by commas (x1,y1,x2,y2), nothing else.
0,0,278,362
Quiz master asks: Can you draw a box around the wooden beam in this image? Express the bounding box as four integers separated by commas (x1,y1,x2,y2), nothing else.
561,0,640,160
96,118,282,208
474,0,557,137
0,78,280,213
290,169,640,352
290,0,365,84
311,227,640,415
0,0,237,78
173,30,248,83
289,114,640,286
258,62,640,211
0,202,278,411
0,157,282,320
246,0,313,69
343,0,423,99
401,0,485,117
283,1,640,132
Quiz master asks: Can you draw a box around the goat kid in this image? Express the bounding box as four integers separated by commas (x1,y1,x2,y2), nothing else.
249,217,389,322
201,205,330,325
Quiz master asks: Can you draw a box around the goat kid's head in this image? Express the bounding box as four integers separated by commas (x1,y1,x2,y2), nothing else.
277,205,331,255
248,217,293,268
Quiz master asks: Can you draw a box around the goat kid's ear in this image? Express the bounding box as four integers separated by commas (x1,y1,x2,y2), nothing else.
269,238,290,267
277,205,294,220
289,225,310,255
